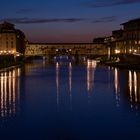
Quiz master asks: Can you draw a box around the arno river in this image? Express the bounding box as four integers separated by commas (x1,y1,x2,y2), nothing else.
0,59,140,140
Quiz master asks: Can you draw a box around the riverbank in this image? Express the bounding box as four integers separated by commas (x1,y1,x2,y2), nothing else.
0,63,22,72
102,61,140,70
96,54,140,70
0,55,24,72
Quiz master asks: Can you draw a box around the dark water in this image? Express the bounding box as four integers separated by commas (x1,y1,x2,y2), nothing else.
0,60,140,140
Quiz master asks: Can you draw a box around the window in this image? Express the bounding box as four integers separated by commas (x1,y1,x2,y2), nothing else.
6,41,8,48
11,41,14,48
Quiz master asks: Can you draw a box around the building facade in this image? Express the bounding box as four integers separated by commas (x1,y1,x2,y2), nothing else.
111,18,140,55
0,22,26,55
121,18,140,54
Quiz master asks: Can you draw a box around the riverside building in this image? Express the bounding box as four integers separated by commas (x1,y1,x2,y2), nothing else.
0,22,26,56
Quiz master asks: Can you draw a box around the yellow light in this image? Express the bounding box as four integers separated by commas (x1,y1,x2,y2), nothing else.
115,49,120,54
129,49,132,52
4,50,6,53
12,50,15,53
134,50,137,53
16,54,20,56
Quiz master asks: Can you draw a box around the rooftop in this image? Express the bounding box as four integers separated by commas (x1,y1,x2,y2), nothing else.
121,18,140,25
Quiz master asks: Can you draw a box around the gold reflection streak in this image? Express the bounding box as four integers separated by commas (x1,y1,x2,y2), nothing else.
0,68,21,118
13,70,16,115
1,73,4,117
87,62,90,91
69,62,72,110
129,71,132,103
56,62,59,106
87,60,96,92
114,68,120,107
69,62,72,92
9,71,12,116
4,72,7,116
114,68,118,95
108,66,111,88
17,68,21,107
134,71,138,102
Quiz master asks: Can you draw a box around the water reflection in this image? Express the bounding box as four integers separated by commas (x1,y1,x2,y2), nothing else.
54,60,97,109
114,68,120,107
69,62,72,110
87,60,96,92
55,62,73,110
56,62,59,106
0,68,21,118
113,68,140,113
128,70,139,110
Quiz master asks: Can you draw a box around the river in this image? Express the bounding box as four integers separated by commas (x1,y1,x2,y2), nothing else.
0,59,140,140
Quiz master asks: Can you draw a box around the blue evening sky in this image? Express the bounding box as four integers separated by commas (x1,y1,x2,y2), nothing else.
0,0,140,42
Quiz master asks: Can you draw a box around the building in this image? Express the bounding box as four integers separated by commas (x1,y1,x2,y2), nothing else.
112,29,123,40
0,21,26,55
111,29,124,54
121,18,140,54
93,37,105,44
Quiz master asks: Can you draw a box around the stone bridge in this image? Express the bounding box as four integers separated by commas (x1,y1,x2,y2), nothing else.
25,43,108,59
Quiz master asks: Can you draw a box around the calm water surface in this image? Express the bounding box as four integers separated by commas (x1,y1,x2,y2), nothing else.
0,60,140,140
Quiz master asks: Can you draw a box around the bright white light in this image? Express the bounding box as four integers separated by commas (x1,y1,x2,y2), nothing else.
129,49,132,52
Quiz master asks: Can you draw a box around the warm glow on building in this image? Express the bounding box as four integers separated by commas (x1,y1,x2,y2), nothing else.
115,49,120,54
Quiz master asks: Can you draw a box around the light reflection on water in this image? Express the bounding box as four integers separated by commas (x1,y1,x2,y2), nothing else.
128,70,139,112
0,60,140,139
86,60,96,92
114,68,120,107
0,68,21,118
113,67,140,114
1,61,140,118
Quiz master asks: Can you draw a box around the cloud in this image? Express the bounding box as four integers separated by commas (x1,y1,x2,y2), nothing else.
84,0,140,8
1,17,86,24
0,16,117,24
16,8,33,14
92,16,117,23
